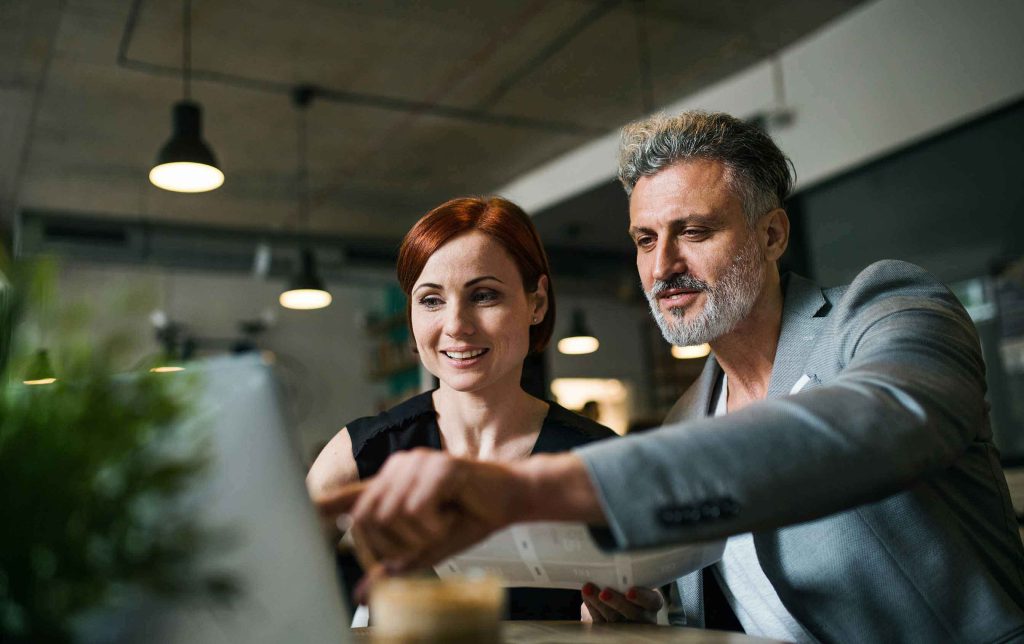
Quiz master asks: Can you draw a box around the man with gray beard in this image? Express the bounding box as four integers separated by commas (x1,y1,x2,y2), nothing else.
318,111,1024,643
645,232,765,349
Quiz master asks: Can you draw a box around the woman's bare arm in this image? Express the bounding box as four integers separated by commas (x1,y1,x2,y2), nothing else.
306,427,361,498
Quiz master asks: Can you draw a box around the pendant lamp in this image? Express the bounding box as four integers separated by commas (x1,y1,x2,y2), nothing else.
280,87,331,311
149,349,186,373
557,309,599,355
23,349,57,385
149,0,224,193
280,248,331,310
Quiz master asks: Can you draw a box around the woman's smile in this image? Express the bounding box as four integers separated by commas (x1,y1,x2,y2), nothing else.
441,347,490,366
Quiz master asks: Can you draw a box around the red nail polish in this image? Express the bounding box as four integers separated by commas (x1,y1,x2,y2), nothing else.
599,589,612,601
626,588,637,600
582,583,595,596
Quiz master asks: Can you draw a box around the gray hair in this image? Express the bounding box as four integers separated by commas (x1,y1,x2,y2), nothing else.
617,111,795,224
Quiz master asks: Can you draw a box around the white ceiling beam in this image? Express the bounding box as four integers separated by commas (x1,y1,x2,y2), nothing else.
500,0,1024,214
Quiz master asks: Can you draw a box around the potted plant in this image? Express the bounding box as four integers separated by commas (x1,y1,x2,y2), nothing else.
0,258,235,642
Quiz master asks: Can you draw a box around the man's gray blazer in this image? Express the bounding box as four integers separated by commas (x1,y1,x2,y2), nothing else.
576,260,1024,643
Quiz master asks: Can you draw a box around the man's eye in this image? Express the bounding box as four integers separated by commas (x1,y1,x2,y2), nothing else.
682,228,709,240
635,236,654,249
419,295,443,308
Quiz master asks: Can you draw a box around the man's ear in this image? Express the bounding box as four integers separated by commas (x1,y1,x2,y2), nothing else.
763,208,790,262
531,274,550,323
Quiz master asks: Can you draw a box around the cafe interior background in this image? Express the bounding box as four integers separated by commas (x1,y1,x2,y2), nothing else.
3,0,1023,472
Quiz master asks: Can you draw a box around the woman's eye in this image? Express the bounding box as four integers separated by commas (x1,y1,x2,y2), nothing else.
471,289,499,304
418,295,443,308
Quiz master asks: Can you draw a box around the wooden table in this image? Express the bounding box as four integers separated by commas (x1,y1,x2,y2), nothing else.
352,621,784,642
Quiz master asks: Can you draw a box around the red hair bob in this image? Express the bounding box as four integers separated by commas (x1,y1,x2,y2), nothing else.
396,196,556,354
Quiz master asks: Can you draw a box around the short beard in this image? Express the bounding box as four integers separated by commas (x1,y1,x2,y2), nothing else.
645,236,765,347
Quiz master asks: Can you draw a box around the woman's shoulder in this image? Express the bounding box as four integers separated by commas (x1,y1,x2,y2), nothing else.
346,389,437,455
532,401,618,454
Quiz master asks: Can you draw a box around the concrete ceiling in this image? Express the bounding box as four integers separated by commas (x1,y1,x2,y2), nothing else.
1,0,865,248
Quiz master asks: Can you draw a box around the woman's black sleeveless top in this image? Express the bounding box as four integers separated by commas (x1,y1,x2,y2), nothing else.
346,390,617,621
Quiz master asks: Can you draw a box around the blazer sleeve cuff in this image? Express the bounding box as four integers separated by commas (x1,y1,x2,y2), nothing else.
575,438,646,551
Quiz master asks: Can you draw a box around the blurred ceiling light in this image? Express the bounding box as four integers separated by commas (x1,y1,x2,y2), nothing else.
23,377,57,386
149,351,186,373
280,249,332,310
672,343,711,360
557,309,599,355
149,0,223,193
150,365,186,373
23,349,57,385
279,290,332,310
279,87,330,311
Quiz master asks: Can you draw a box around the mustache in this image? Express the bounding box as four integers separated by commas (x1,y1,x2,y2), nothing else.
649,273,709,295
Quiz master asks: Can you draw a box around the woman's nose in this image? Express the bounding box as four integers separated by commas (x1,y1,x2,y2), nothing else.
443,303,475,338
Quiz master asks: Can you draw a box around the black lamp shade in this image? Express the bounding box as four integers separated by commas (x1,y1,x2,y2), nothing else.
149,101,224,192
23,349,57,384
568,309,592,338
289,249,326,291
158,102,218,165
280,249,331,310
557,309,599,355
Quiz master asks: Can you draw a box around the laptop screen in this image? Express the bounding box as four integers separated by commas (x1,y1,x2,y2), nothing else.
84,355,352,643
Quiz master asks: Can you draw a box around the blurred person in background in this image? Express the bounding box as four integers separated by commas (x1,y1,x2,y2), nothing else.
318,112,1024,643
306,196,616,620
579,400,601,422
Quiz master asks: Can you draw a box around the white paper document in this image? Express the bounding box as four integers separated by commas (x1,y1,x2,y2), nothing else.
435,522,723,592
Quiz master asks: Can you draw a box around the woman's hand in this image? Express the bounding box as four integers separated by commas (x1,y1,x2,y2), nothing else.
580,583,663,623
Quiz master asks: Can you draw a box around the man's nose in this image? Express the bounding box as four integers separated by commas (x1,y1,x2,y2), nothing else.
443,302,475,338
652,239,686,282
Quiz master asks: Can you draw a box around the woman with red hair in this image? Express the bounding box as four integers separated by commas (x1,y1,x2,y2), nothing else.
307,196,616,620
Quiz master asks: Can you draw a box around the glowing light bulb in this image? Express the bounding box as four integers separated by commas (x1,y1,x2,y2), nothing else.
557,335,599,355
149,162,224,193
671,343,711,360
280,288,332,310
